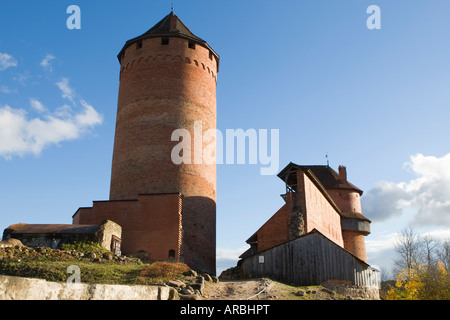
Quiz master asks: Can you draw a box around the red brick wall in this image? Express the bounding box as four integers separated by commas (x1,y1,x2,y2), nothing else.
72,194,182,262
342,230,367,262
257,204,290,253
297,171,344,247
326,189,362,214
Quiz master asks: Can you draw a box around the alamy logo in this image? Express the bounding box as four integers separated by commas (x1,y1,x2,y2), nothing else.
171,121,279,175
67,5,81,30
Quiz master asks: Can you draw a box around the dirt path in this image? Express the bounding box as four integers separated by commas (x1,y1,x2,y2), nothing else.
202,277,349,300
203,278,275,300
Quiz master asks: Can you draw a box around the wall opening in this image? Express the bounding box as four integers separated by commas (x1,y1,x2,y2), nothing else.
111,235,122,256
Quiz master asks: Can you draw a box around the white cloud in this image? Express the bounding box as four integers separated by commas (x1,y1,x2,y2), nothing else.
365,231,399,255
216,247,248,261
216,247,247,275
76,100,103,127
40,54,55,72
422,228,450,242
30,98,47,112
0,98,103,159
56,77,75,104
0,52,18,71
362,153,450,227
0,86,13,94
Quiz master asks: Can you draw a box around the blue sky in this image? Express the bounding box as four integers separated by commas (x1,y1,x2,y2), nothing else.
1,1,450,276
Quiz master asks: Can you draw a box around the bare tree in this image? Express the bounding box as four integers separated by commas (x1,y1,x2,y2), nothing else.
380,266,392,282
393,228,421,277
436,240,450,271
421,235,439,268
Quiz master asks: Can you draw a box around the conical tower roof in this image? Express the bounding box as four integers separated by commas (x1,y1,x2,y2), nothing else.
118,12,220,69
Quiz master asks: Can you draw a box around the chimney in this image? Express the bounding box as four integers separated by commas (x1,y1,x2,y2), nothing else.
339,165,347,182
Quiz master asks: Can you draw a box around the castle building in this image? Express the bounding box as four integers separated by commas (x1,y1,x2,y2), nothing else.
72,12,219,274
238,163,377,287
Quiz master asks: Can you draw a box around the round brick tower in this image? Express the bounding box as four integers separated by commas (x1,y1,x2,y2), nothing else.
110,12,219,274
326,166,370,262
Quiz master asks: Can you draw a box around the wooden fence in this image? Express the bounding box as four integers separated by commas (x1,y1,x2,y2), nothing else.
241,229,380,288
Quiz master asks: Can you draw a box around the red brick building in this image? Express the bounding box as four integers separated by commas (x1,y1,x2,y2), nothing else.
241,163,371,263
73,12,219,274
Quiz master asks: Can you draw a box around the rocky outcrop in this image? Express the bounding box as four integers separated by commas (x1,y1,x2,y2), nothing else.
322,280,380,300
0,275,178,300
0,238,24,248
166,270,219,300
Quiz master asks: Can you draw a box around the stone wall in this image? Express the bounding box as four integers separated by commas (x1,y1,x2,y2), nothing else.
0,275,178,300
96,220,122,253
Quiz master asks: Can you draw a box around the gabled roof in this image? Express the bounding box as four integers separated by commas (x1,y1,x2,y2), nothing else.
117,12,220,70
278,162,363,195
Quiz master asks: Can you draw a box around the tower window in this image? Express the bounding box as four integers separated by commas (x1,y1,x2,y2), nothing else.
136,40,143,49
168,249,175,259
161,38,169,45
209,52,213,60
188,41,196,49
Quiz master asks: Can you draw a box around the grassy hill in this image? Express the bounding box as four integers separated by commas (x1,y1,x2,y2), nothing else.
0,242,189,285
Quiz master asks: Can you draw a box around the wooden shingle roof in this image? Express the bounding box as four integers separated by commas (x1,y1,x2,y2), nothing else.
278,162,363,195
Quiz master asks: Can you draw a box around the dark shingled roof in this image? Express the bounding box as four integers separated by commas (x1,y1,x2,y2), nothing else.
117,12,220,70
6,224,99,235
278,162,363,195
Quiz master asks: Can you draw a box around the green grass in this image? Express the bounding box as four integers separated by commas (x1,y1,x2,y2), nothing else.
0,244,191,285
0,259,145,284
59,241,111,255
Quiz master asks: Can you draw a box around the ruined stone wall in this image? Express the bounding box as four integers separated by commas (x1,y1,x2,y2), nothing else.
10,234,97,249
95,220,122,252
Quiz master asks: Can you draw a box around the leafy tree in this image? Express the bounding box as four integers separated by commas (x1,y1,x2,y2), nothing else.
387,228,450,300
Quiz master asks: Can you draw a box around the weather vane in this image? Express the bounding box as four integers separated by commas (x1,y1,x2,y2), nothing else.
171,2,174,13
326,153,329,166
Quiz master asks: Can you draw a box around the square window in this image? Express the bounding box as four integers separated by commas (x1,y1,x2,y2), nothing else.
188,41,195,49
161,38,169,45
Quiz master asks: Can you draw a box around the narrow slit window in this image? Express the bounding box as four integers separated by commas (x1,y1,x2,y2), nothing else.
161,38,169,45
